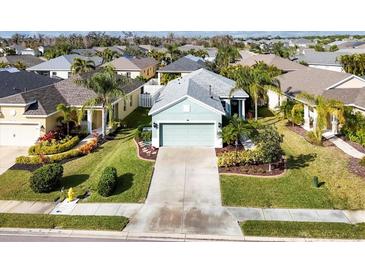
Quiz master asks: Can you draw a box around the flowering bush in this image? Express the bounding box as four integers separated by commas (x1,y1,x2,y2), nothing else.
79,138,98,155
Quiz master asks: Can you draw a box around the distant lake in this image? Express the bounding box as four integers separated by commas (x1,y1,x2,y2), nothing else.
1,31,365,38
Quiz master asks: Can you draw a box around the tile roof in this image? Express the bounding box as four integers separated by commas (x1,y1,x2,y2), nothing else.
103,56,158,71
157,55,206,73
149,68,248,115
237,54,307,71
0,55,44,68
0,71,60,99
27,54,103,71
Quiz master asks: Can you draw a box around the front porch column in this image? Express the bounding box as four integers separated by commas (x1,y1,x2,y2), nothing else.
241,99,246,120
312,109,318,131
157,73,161,85
225,99,231,116
331,115,339,134
101,109,106,136
303,104,310,130
87,110,92,134
238,100,242,118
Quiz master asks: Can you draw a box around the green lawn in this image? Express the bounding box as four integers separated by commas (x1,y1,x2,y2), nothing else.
0,108,154,203
221,114,365,209
241,221,365,239
0,213,128,231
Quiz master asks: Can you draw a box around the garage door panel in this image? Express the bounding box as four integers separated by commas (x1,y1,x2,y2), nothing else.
160,123,215,147
0,123,39,146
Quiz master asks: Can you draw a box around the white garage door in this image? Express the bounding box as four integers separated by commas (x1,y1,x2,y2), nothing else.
0,123,40,146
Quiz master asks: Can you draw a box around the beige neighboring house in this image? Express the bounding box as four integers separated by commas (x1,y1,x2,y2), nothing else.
237,53,307,72
268,67,365,134
103,56,158,80
0,70,144,146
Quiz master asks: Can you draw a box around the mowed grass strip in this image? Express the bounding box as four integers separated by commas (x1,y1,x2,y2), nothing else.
241,220,365,239
0,213,129,231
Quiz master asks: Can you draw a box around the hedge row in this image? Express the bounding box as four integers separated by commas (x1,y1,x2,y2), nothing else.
16,149,81,165
28,136,80,155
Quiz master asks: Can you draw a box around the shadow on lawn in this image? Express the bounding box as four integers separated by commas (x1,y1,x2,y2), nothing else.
61,174,90,188
287,153,317,169
112,172,134,195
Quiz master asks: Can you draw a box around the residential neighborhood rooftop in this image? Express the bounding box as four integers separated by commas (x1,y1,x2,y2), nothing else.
294,51,346,66
0,55,45,68
103,56,158,71
157,55,206,73
323,88,365,110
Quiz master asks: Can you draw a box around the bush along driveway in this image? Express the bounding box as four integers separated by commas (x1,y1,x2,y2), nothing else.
0,108,154,203
221,119,365,210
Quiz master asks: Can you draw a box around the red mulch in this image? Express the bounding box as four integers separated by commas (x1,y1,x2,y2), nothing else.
338,136,365,154
135,138,158,161
286,124,334,147
348,158,365,178
219,161,285,176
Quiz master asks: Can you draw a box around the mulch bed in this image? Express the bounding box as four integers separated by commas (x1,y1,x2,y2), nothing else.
135,138,158,161
348,158,365,178
219,161,285,176
286,124,334,147
215,144,245,154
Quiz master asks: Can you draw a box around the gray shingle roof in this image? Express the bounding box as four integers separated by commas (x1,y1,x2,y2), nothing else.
0,73,144,115
103,56,158,71
27,54,103,71
277,67,353,97
294,51,346,66
149,68,248,115
322,88,365,109
0,55,44,68
157,55,206,73
71,48,98,56
237,54,307,71
0,71,60,99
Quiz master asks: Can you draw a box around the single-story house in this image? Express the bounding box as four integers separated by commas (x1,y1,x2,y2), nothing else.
20,47,40,56
0,55,44,68
27,54,103,79
157,55,206,84
178,44,205,52
288,38,314,48
268,67,365,134
138,45,168,54
103,56,158,80
70,48,98,57
149,68,249,148
294,50,347,72
92,46,125,55
0,71,144,146
237,53,307,72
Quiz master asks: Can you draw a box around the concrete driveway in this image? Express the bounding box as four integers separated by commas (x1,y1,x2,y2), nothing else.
125,147,242,237
0,146,28,175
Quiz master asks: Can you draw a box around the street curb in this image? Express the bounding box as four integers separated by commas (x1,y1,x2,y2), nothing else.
2,227,364,242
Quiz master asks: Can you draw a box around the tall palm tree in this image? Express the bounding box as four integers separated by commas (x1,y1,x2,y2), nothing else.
71,58,95,75
77,70,125,136
56,104,82,135
165,43,181,63
231,66,281,120
98,48,120,63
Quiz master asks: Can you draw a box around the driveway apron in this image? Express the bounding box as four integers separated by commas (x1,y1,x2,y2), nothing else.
125,147,242,237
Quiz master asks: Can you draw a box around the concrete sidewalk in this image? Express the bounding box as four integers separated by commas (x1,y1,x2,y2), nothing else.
329,137,365,159
226,207,365,224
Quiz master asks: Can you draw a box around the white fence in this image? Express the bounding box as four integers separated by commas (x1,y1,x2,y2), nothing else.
139,92,160,108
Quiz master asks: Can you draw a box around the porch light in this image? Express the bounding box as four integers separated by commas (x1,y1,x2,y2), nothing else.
218,122,222,129
153,122,158,129
40,125,45,132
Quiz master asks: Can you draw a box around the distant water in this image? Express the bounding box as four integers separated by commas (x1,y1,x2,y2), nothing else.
1,31,365,39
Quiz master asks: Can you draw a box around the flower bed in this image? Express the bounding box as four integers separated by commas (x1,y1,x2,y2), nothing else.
219,161,285,176
28,136,80,155
135,138,158,161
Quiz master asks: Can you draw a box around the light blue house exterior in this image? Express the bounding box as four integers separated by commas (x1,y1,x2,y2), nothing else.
149,69,249,148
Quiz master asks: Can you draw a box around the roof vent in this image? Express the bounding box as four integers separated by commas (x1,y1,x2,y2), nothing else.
209,85,213,98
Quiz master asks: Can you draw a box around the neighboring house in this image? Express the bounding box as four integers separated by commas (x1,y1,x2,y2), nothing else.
0,55,44,68
9,44,25,55
138,45,167,54
0,72,144,146
92,46,125,55
0,70,60,146
103,56,158,79
294,50,347,72
27,54,103,79
157,55,206,84
178,44,205,52
20,47,40,56
333,41,365,50
268,67,365,134
237,53,307,72
71,48,97,56
337,48,365,54
288,38,314,48
149,68,249,148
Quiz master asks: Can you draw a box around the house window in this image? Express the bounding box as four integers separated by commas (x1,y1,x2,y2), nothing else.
221,101,226,112
123,101,127,111
126,72,131,78
51,72,57,77
130,96,133,107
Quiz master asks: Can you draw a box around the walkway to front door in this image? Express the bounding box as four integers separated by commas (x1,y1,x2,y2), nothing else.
124,147,242,237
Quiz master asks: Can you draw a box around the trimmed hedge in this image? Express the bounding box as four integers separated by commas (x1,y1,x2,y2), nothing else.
29,163,64,193
97,167,118,197
28,136,79,155
16,149,81,165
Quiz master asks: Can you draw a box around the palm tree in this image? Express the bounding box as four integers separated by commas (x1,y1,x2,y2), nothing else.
215,45,240,72
98,48,120,63
71,58,95,75
220,114,252,149
231,66,281,121
77,70,125,136
56,104,81,135
165,43,181,63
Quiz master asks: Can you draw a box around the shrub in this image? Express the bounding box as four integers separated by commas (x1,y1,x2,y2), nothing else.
29,164,64,193
79,139,98,155
254,126,283,163
140,130,152,142
29,136,79,155
16,149,81,165
217,149,261,168
97,167,118,197
306,130,323,146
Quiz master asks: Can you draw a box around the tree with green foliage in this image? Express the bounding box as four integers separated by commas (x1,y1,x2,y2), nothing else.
56,103,82,135
215,45,240,72
13,61,26,70
160,72,180,85
254,125,283,164
220,114,252,149
71,58,95,75
339,54,365,76
165,43,181,63
329,45,339,52
98,48,120,63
